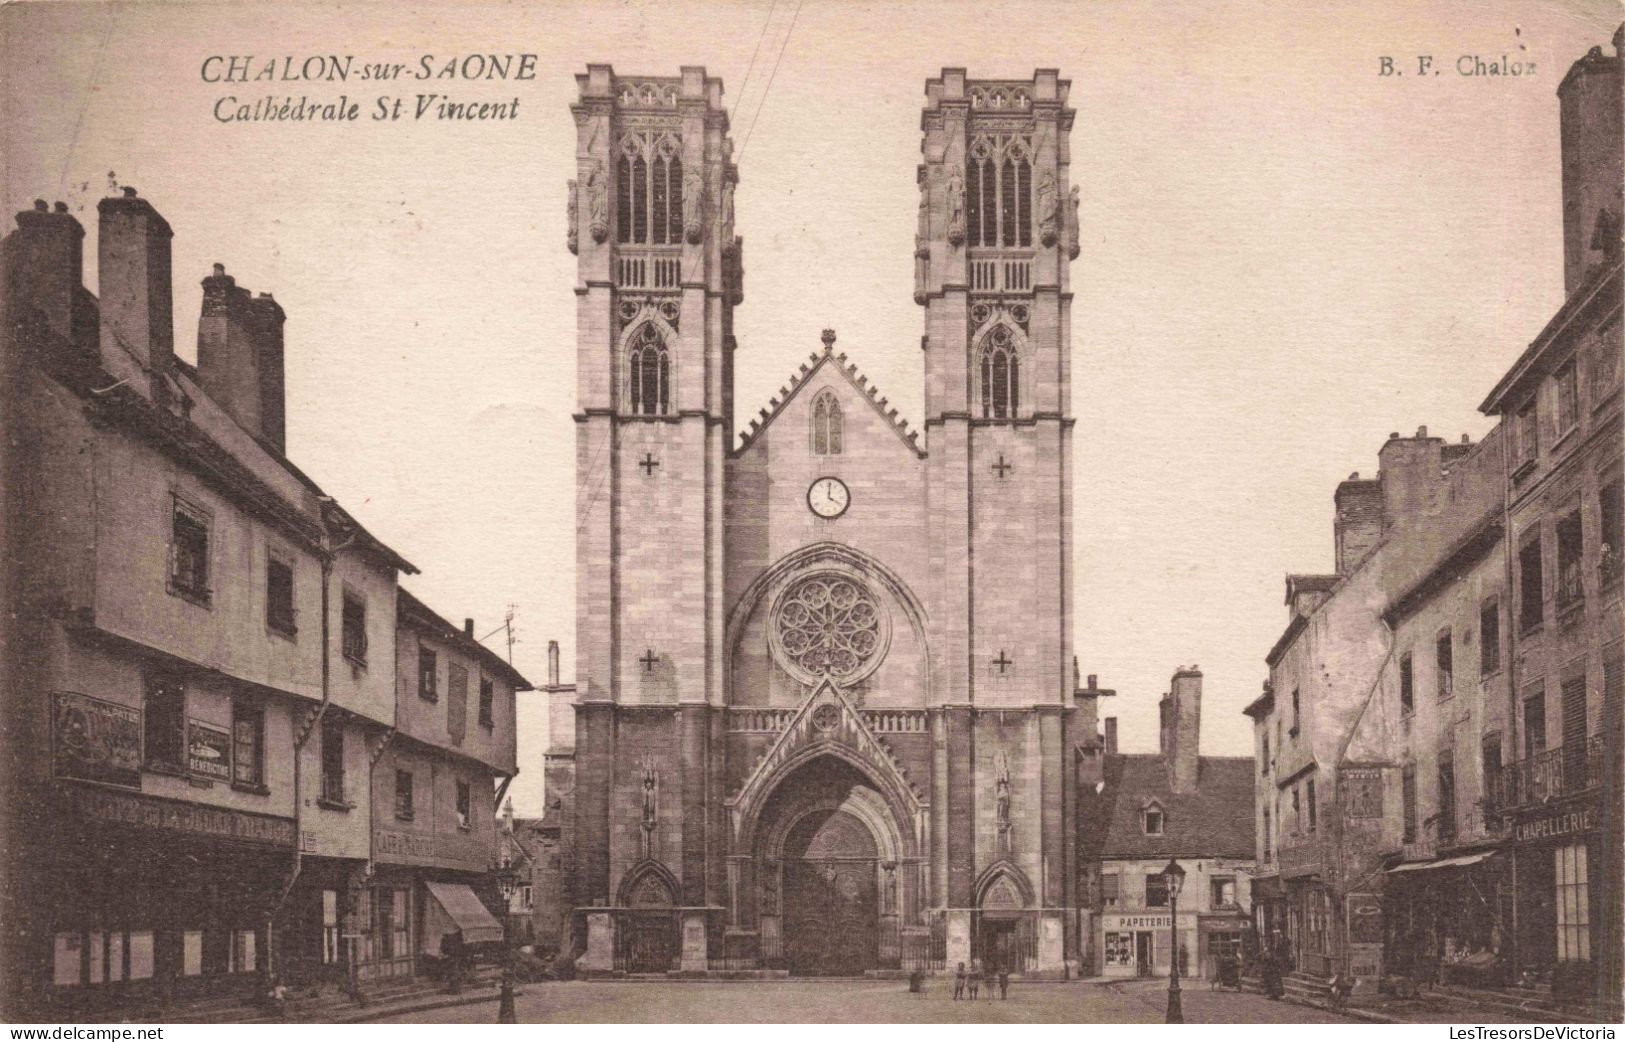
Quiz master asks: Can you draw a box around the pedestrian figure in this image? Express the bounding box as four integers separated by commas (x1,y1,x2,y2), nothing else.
998,965,1010,999
969,957,982,999
954,961,966,1000
264,976,287,1020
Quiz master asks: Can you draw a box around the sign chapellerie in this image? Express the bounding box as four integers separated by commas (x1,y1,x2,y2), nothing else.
1514,807,1593,844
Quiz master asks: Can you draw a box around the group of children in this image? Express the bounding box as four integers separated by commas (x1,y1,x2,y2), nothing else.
952,959,1010,1000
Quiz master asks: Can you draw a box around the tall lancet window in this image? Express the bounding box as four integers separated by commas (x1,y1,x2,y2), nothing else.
628,324,670,415
967,138,1032,248
617,135,683,245
811,390,843,455
979,327,1019,420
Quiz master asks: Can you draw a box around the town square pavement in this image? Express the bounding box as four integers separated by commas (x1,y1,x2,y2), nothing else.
371,977,1361,1024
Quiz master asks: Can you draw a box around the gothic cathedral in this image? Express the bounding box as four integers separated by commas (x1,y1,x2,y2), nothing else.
554,65,1087,977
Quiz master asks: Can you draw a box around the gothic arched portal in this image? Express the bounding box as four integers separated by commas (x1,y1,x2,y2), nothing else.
753,756,907,976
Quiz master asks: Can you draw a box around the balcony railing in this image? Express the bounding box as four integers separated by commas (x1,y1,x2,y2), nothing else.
1491,734,1604,811
615,248,682,290
968,253,1033,293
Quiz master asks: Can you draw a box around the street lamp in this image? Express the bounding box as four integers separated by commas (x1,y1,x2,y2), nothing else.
1162,859,1186,1024
494,862,519,1024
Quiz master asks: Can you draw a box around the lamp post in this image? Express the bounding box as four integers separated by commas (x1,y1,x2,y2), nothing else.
1162,859,1186,1024
495,863,518,1024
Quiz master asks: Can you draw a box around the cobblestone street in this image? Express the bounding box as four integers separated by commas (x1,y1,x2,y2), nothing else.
371,978,1362,1024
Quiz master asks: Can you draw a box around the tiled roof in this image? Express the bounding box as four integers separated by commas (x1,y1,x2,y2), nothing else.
1084,754,1256,860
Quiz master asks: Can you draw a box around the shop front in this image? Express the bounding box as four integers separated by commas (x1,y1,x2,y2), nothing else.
1251,874,1285,957
1281,877,1335,976
1099,911,1196,979
34,783,295,1016
367,822,506,984
1384,849,1510,987
1198,913,1251,980
1506,799,1601,1003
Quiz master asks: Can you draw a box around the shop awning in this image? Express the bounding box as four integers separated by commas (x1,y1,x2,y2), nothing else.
1386,852,1495,874
423,881,504,947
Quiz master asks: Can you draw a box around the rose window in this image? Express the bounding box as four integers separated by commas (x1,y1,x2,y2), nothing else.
771,574,887,683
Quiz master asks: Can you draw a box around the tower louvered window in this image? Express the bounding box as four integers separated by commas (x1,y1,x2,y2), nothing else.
629,324,670,415
979,326,1020,419
967,138,1032,248
616,135,683,245
811,390,842,455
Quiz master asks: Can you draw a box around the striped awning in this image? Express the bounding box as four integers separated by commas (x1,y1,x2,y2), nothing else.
1387,852,1495,874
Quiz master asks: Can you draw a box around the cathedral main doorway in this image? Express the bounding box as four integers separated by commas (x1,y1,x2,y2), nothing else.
753,754,906,977
781,809,879,976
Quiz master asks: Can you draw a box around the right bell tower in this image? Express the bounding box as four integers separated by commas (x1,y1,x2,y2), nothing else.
919,69,1079,712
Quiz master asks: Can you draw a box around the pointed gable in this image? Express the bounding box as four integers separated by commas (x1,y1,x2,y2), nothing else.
734,336,925,460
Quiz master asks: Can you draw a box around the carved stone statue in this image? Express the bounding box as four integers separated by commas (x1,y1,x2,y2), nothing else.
995,750,1012,837
586,161,608,244
720,177,735,234
566,179,579,255
1036,170,1059,248
915,175,931,256
762,861,780,916
683,165,705,244
946,168,966,247
1066,184,1081,260
883,862,898,915
640,758,657,833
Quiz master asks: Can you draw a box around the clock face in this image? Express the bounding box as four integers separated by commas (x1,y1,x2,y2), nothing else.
807,476,850,519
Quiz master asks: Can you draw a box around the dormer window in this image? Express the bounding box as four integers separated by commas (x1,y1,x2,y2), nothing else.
811,390,842,455
1143,801,1165,836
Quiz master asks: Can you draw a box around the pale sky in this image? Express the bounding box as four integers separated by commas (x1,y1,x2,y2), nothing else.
4,0,1617,815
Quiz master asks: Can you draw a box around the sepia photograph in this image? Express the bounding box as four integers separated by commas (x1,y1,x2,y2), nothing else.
0,0,1621,1028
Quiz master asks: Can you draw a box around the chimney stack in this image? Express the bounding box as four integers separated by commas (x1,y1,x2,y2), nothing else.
464,618,475,639
548,640,561,688
97,188,174,393
1377,428,1444,530
197,263,287,451
1167,665,1203,794
1103,717,1117,756
1557,36,1623,295
5,199,87,361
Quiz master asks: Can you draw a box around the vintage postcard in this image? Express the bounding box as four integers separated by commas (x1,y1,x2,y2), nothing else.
1,0,1621,1028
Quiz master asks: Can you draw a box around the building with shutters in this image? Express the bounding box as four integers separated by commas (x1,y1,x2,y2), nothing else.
0,187,531,1018
1080,667,1255,981
1245,27,1622,1017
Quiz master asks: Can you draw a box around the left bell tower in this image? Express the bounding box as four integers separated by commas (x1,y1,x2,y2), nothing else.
567,65,742,953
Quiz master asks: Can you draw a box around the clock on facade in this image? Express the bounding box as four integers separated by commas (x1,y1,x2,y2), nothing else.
806,476,850,519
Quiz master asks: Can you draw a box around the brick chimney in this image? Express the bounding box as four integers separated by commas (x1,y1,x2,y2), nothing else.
4,200,87,363
1103,717,1117,756
1377,427,1444,530
97,188,173,393
247,293,286,451
197,264,286,451
1166,665,1202,794
1333,473,1383,574
547,641,575,757
1557,33,1623,295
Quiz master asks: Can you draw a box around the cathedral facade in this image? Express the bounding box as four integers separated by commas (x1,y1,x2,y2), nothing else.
553,64,1090,977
